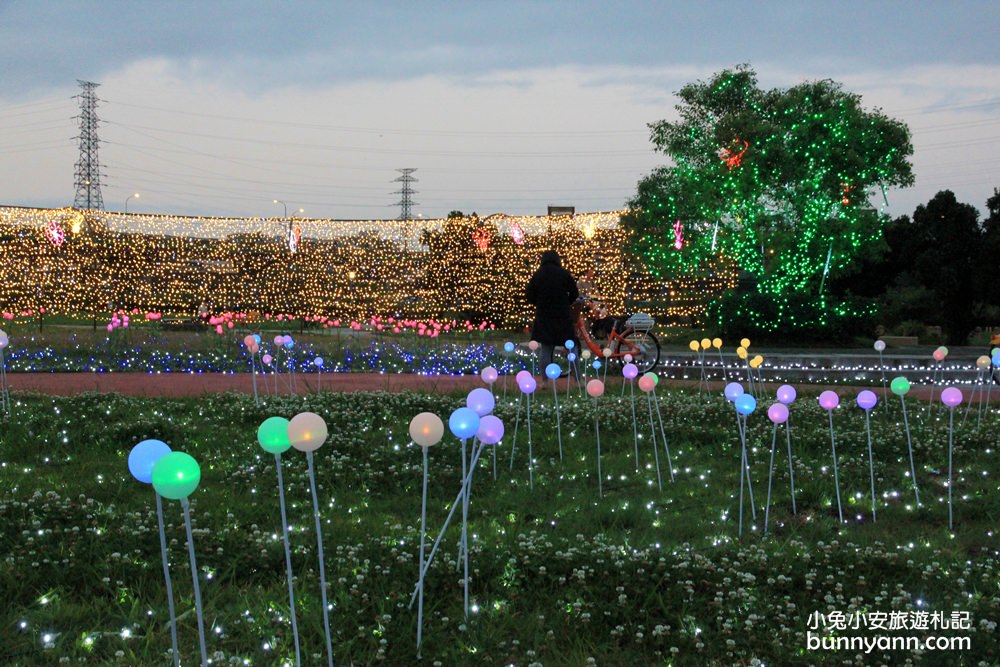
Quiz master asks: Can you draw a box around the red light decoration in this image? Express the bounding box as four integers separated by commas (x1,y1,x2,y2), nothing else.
718,139,749,169
673,219,684,250
841,182,856,206
472,227,492,252
510,222,525,245
45,219,65,247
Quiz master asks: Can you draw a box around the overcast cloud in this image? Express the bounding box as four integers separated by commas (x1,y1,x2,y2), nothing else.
1,0,998,219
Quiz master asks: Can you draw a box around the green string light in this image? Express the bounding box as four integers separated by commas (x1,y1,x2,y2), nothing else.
623,65,914,331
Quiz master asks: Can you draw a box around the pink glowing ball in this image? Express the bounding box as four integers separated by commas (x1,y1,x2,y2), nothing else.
243,335,255,347
856,390,878,411
528,340,540,351
273,335,283,345
515,370,532,384
940,387,963,408
776,384,797,405
586,379,605,398
262,354,273,365
480,366,498,385
932,349,945,362
637,375,655,393
624,354,633,362
622,363,639,380
476,415,505,445
818,390,840,411
767,402,789,424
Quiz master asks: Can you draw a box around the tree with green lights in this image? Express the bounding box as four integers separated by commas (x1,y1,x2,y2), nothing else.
622,65,914,333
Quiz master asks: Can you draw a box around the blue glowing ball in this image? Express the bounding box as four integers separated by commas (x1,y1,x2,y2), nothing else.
724,382,744,402
993,351,1000,367
735,394,757,415
565,340,575,350
567,352,576,362
592,360,602,370
503,341,515,353
449,407,481,440
128,439,172,484
545,363,561,379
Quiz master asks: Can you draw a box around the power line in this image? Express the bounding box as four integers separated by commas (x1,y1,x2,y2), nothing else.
100,97,644,137
102,120,651,157
886,96,1000,116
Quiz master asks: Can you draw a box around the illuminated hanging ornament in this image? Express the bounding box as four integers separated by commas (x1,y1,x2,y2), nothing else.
288,224,302,253
45,218,66,247
510,222,525,245
472,227,492,252
672,219,684,250
69,211,84,235
841,182,856,206
718,138,748,169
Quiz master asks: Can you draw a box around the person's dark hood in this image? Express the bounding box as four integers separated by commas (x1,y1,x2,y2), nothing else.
540,249,561,266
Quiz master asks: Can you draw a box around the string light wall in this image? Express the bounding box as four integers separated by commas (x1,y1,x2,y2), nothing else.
0,206,732,326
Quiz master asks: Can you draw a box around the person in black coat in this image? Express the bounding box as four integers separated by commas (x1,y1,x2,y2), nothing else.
526,249,579,377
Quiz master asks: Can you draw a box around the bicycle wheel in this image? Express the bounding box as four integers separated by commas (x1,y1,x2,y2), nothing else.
615,329,660,374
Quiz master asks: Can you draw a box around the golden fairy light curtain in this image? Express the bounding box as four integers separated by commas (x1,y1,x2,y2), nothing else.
0,206,733,325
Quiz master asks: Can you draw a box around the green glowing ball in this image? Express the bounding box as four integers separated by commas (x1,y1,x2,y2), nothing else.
257,416,291,454
890,376,910,396
151,452,202,500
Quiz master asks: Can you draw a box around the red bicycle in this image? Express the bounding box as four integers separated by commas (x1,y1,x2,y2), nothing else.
569,300,661,373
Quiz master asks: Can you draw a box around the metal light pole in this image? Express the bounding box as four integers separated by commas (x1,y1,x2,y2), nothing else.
125,192,139,213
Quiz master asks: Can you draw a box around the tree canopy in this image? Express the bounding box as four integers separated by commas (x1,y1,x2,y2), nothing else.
833,189,1000,344
622,65,914,332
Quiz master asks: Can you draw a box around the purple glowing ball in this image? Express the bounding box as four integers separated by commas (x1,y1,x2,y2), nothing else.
622,363,639,380
466,387,495,417
818,390,840,411
724,382,744,402
518,375,537,394
776,384,797,405
856,390,878,411
940,387,963,408
767,402,789,424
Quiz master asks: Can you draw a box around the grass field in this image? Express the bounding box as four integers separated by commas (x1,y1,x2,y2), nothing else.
1,385,998,665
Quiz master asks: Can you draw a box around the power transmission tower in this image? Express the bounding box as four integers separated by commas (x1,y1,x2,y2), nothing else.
391,168,418,220
73,80,104,210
